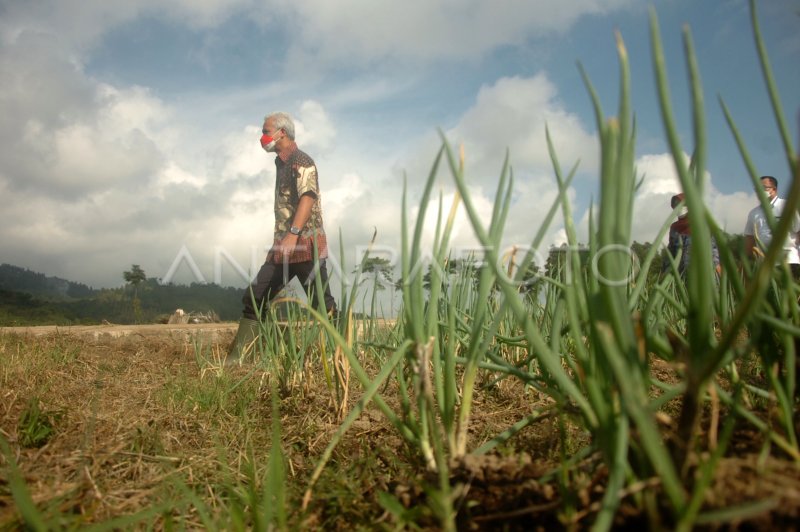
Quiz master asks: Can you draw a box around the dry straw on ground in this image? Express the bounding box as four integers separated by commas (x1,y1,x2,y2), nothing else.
1,327,799,529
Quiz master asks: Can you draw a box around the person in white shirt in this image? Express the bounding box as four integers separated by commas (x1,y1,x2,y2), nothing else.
743,175,800,276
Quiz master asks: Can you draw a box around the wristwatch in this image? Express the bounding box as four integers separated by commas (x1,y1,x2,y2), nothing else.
289,226,301,235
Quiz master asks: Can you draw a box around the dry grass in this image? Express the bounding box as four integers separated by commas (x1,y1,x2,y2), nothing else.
0,329,548,529
1,329,799,530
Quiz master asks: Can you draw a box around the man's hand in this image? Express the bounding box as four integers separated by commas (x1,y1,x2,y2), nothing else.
743,234,757,259
277,233,299,256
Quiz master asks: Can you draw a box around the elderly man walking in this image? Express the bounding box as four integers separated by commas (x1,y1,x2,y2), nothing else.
229,111,337,362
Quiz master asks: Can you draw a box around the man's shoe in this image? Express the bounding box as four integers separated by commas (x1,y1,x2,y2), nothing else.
227,318,260,365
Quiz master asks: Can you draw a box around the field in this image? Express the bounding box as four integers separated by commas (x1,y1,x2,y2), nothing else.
1,323,799,530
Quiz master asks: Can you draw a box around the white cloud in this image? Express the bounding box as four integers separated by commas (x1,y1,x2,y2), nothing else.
0,41,168,199
296,100,336,154
50,123,160,192
368,73,600,262
450,75,599,178
706,190,754,235
215,126,269,182
630,152,755,246
0,0,264,50
279,0,636,66
0,34,252,285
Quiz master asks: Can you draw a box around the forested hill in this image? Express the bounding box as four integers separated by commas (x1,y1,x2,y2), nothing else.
0,263,98,300
0,264,244,326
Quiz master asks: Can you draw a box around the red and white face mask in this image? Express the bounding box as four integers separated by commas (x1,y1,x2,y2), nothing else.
260,129,281,152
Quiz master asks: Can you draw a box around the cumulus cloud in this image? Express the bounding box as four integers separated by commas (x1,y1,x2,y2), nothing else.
0,35,170,199
0,30,252,285
371,73,599,264
392,74,599,193
451,74,598,178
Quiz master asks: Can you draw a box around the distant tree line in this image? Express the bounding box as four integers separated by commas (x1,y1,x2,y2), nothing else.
1,234,747,326
0,264,96,299
0,264,244,326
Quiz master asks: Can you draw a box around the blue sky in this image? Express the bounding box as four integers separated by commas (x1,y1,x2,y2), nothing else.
0,0,798,302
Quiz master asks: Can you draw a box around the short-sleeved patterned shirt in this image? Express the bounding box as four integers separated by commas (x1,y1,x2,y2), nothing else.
270,143,328,264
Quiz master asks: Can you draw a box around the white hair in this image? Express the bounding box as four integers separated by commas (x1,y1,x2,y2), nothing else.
264,112,295,140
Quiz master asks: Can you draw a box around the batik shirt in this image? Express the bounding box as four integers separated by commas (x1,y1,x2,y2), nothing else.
271,144,328,263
